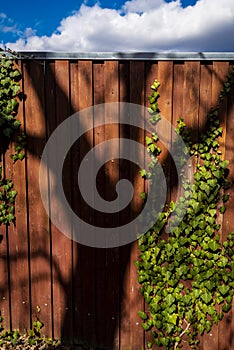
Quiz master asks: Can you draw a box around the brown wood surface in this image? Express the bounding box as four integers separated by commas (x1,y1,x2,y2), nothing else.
51,60,73,342
171,61,185,203
0,59,234,350
218,63,234,350
24,60,52,336
128,61,145,350
74,60,96,348
104,61,120,350
119,60,132,350
7,61,30,333
206,62,230,350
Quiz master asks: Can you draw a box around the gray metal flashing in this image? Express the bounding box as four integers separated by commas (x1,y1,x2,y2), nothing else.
14,51,234,60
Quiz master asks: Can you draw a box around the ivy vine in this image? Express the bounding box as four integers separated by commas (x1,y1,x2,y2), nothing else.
0,55,26,226
137,65,234,349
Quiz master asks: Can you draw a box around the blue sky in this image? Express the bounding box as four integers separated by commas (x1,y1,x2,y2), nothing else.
0,0,233,51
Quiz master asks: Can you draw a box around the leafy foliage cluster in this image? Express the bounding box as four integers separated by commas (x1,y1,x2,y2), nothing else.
0,57,26,226
0,315,61,348
137,66,234,349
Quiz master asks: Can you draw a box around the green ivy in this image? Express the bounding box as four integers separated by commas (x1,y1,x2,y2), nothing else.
0,315,61,347
137,66,234,349
0,56,26,226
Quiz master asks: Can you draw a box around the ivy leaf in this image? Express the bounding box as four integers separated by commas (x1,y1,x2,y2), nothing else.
222,194,229,203
11,84,20,96
138,310,148,320
205,281,215,292
145,136,153,145
140,169,147,178
165,294,175,307
197,324,205,335
205,320,212,333
165,322,175,334
219,206,226,214
206,305,216,317
219,160,229,169
208,241,220,252
201,292,213,304
222,303,232,313
199,182,210,195
218,285,229,296
142,322,151,331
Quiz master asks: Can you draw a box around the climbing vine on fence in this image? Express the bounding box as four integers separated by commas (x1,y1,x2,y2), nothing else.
137,66,234,349
0,55,26,226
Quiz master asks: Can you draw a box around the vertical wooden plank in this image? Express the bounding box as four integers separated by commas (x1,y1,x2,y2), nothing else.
199,62,213,131
183,61,200,140
26,60,50,333
197,62,213,350
200,61,229,350
128,60,145,350
144,61,158,349
221,62,234,350
69,60,81,346
6,61,30,333
44,60,56,339
24,60,52,336
157,61,174,204
93,60,106,348
173,62,185,124
211,62,230,158
171,62,185,203
104,60,120,350
154,61,174,350
78,60,96,348
182,61,201,350
119,60,132,350
51,60,73,342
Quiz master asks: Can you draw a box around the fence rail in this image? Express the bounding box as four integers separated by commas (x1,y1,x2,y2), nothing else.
0,58,234,349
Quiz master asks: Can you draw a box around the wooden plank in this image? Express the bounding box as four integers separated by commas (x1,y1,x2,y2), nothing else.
118,60,132,350
6,61,30,333
50,60,73,342
104,60,120,350
128,60,145,350
144,61,158,349
43,60,56,339
24,60,52,336
211,62,230,158
217,62,234,350
172,62,185,124
201,62,229,350
183,61,200,350
71,60,96,348
183,61,200,140
199,62,213,131
77,61,96,348
171,62,185,203
157,61,174,205
197,62,213,350
69,61,82,346
93,61,107,348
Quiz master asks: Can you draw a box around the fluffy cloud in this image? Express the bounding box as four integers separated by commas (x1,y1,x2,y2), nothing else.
5,0,234,51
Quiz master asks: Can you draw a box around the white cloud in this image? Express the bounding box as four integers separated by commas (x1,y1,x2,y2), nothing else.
4,0,234,52
122,0,164,13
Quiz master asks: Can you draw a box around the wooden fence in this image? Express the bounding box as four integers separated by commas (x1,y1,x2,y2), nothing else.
0,57,234,349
